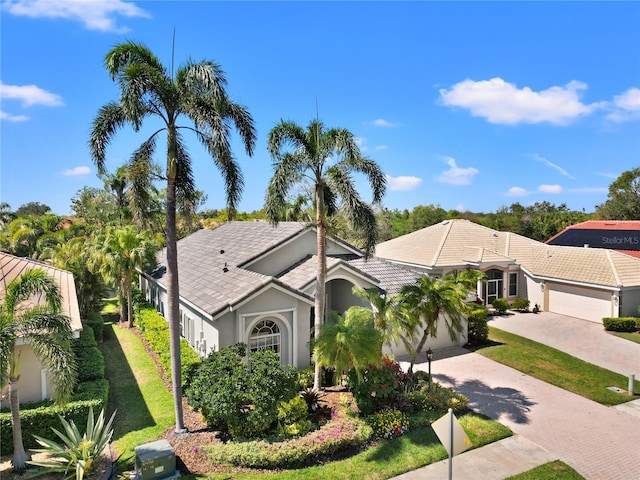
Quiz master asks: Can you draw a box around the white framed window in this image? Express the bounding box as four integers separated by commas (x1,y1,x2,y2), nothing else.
249,319,281,356
509,272,518,297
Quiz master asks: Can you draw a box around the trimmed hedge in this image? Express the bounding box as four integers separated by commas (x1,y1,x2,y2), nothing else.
73,326,105,382
603,317,638,332
134,302,201,386
511,298,530,311
467,306,489,345
204,412,372,469
0,399,105,455
83,311,105,342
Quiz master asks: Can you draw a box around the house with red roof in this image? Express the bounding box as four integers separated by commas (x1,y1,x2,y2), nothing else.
546,220,640,259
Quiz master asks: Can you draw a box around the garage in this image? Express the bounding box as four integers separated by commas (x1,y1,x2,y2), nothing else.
547,283,613,323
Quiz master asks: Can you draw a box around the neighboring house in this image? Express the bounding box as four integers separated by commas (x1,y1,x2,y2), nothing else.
0,252,82,406
375,219,640,323
546,220,640,260
139,221,462,367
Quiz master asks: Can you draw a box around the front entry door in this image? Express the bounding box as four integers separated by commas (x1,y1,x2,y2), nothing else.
486,278,502,304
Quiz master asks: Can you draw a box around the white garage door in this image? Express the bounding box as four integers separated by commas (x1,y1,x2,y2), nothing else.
547,283,612,323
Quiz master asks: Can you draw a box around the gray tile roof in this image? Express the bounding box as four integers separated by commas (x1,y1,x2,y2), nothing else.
0,252,82,333
151,222,312,317
150,221,424,316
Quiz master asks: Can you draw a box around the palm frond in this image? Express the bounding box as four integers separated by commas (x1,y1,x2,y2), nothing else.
105,41,165,81
88,102,128,174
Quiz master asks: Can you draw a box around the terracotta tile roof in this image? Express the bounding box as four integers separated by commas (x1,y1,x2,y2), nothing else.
0,252,82,333
375,219,640,288
559,220,640,230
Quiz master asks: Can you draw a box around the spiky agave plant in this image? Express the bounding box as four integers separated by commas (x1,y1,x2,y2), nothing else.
27,407,116,480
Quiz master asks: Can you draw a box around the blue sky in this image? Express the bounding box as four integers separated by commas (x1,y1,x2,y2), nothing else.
1,0,639,216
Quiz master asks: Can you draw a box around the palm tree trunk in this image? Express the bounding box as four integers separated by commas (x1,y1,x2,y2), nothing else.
126,278,134,329
314,209,327,391
9,380,30,471
409,323,431,375
166,134,185,432
118,279,126,323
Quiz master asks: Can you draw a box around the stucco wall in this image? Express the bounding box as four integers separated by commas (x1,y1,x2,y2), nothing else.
0,344,48,407
620,289,640,317
383,315,469,358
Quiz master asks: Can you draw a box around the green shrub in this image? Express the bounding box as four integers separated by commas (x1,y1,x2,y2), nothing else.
365,408,410,439
348,355,408,416
83,311,104,342
511,298,530,311
603,317,638,332
276,396,316,439
0,400,104,455
74,346,105,382
491,298,510,314
204,412,372,469
134,303,201,386
72,379,109,404
185,345,298,439
74,324,97,348
407,382,469,414
467,306,489,345
297,366,315,389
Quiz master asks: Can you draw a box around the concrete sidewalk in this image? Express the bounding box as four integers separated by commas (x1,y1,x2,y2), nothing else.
393,435,555,480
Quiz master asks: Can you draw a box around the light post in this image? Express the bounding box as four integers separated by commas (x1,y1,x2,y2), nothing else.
426,348,433,392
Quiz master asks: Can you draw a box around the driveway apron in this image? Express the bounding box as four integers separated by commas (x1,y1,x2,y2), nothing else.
407,348,640,480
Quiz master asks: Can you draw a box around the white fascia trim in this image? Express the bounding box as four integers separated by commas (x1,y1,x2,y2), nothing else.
381,258,435,271
520,266,622,292
140,272,214,322
216,282,313,320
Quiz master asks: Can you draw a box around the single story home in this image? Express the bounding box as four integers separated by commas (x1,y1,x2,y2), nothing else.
375,219,640,323
139,221,467,367
546,220,640,260
0,253,82,406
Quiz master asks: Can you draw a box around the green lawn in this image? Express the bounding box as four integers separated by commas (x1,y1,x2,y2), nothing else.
473,327,639,405
100,322,176,468
506,461,584,479
609,331,640,344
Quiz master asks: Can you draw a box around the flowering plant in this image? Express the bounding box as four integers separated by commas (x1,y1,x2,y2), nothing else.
348,355,408,415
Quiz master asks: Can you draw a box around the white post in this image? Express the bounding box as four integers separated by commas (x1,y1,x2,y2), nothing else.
448,407,453,480
629,375,635,396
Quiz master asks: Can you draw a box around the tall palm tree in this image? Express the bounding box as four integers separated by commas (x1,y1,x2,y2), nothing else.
265,119,386,389
399,275,470,374
89,40,256,432
313,308,383,382
0,269,77,471
90,226,159,327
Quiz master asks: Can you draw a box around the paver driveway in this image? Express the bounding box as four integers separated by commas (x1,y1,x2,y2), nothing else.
404,346,640,480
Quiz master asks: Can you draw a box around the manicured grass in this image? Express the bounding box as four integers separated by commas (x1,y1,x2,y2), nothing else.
198,414,511,480
100,322,176,469
506,461,584,479
473,327,639,405
609,331,640,344
101,297,120,315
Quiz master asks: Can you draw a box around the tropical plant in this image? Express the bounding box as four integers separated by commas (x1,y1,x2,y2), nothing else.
491,298,510,314
313,308,383,383
27,407,115,480
351,286,416,351
399,275,470,374
0,269,77,471
347,355,408,416
89,226,159,326
89,40,256,431
265,118,386,389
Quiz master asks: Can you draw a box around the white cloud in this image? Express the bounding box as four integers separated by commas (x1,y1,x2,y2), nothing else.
375,145,388,150
531,153,574,179
437,156,479,185
1,81,63,107
354,137,368,152
385,174,422,191
605,87,640,122
538,184,563,194
455,203,465,212
2,0,150,33
597,172,618,179
506,186,528,197
439,77,593,125
0,110,29,122
63,166,91,176
371,118,401,128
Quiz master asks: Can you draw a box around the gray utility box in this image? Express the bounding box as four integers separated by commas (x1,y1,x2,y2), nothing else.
134,439,176,480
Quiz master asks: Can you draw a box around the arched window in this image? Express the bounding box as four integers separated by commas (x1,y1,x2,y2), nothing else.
249,319,280,355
